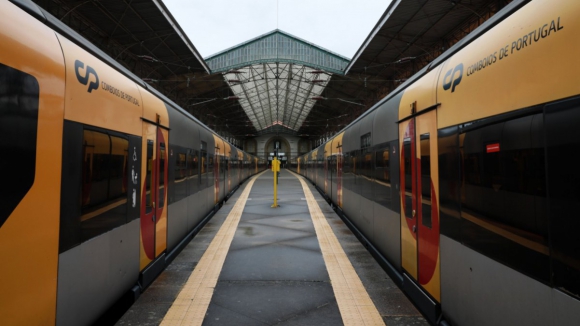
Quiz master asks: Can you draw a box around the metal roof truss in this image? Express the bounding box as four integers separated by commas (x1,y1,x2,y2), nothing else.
223,62,331,132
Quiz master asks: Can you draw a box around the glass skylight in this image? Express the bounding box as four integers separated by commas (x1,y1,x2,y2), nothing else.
223,63,331,131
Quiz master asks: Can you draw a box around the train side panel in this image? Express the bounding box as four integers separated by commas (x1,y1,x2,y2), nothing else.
0,2,65,325
186,124,205,231
213,136,225,203
55,32,144,326
166,106,201,252
358,112,376,245
440,236,552,326
1,3,267,325
200,128,215,210
222,140,231,195
330,132,344,207
324,140,332,195
316,145,324,191
236,149,243,185
341,125,359,230
437,0,580,129
437,0,580,324
310,148,318,184
292,1,580,325
371,96,402,269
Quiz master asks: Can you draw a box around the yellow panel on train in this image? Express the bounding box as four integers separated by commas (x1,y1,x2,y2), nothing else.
59,35,142,136
0,2,65,325
437,0,580,128
141,86,170,128
399,67,441,121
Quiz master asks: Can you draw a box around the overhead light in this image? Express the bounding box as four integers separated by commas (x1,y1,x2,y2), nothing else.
311,96,326,100
396,57,415,64
224,96,240,100
138,55,158,62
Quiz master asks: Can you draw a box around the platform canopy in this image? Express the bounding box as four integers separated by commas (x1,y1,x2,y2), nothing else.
30,0,516,142
205,30,350,133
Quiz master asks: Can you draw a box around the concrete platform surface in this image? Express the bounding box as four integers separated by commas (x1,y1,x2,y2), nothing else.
116,170,427,326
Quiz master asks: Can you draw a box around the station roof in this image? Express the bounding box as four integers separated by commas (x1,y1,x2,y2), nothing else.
347,0,512,75
29,0,514,141
296,0,515,140
28,0,231,125
204,30,349,134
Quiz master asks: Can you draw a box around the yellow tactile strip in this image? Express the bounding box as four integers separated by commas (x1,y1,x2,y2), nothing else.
160,171,264,326
289,170,386,326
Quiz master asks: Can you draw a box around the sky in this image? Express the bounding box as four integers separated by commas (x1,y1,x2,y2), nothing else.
162,0,393,59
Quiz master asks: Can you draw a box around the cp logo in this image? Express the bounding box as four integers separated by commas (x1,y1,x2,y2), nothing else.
443,63,463,93
75,60,99,93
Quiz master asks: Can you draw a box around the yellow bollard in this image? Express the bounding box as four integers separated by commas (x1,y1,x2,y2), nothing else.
271,157,280,208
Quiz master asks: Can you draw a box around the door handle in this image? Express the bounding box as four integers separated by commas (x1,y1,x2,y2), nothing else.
412,209,416,217
413,225,417,233
152,201,156,208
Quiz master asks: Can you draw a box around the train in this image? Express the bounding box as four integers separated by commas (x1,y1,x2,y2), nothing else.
0,1,266,325
291,0,580,325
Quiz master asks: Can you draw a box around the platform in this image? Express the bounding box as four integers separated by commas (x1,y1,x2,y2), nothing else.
116,169,427,326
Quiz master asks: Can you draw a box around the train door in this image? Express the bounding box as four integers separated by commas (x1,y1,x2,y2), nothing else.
141,123,168,269
214,148,219,204
399,109,440,301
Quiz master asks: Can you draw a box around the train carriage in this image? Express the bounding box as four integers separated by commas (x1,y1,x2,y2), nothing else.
0,1,265,325
291,0,580,324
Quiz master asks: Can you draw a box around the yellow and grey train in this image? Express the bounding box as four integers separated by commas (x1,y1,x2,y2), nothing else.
0,1,266,325
293,0,580,325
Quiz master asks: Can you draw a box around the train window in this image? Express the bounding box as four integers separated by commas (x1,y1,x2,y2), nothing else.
545,97,580,298
361,133,371,150
360,150,373,201
158,142,166,208
109,136,128,200
175,152,187,182
80,129,128,242
459,112,549,283
201,151,207,186
145,140,153,214
187,149,199,194
420,134,432,228
375,147,390,179
174,148,187,202
187,150,198,178
363,152,373,178
374,143,392,210
201,141,208,187
82,130,108,207
208,154,214,189
463,127,483,187
0,63,39,228
438,126,462,240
